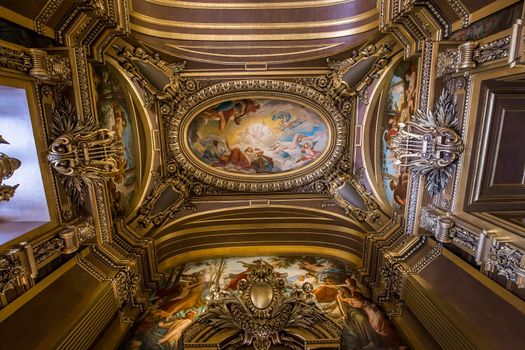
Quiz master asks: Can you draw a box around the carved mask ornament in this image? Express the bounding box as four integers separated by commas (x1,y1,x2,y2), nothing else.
389,88,464,195
47,129,124,179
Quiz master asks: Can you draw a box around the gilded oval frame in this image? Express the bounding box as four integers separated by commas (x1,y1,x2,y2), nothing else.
167,80,347,191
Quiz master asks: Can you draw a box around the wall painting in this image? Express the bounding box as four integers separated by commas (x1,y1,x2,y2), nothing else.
125,256,405,350
93,64,138,215
449,2,522,41
187,98,329,176
381,61,417,208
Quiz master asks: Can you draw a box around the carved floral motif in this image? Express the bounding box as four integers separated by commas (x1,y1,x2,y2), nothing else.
485,242,525,286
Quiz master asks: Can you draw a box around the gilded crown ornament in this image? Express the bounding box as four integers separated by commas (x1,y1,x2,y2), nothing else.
184,260,341,350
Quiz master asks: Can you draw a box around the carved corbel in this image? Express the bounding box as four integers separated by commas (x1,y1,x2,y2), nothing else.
58,217,96,254
508,10,525,67
112,44,188,108
27,217,96,269
28,49,72,85
316,42,393,108
436,41,477,78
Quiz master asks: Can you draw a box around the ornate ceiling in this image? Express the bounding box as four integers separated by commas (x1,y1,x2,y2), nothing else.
1,1,525,349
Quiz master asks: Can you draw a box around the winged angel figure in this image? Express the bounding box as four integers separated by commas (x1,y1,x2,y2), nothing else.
392,89,464,195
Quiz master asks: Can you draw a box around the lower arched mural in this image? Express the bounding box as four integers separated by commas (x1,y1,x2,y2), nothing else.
125,256,405,349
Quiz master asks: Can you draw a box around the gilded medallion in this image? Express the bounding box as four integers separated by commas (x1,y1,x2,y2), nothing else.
169,80,346,191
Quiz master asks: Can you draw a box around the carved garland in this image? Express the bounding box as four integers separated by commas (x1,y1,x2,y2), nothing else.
167,80,347,192
0,46,32,72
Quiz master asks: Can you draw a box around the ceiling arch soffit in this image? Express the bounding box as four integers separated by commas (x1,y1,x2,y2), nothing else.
150,205,366,272
100,57,158,216
359,52,408,213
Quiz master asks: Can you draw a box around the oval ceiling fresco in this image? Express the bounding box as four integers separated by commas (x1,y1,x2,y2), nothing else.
169,80,346,192
186,98,329,175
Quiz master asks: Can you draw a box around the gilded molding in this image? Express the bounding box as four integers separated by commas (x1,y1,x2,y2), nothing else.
35,0,65,35
447,0,469,29
168,79,346,192
74,47,94,120
131,8,378,30
404,40,429,236
146,0,354,9
379,0,450,58
450,76,471,212
91,180,113,244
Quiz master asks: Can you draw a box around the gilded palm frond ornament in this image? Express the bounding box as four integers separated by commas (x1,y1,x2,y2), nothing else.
184,260,341,350
47,97,124,208
390,88,464,195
